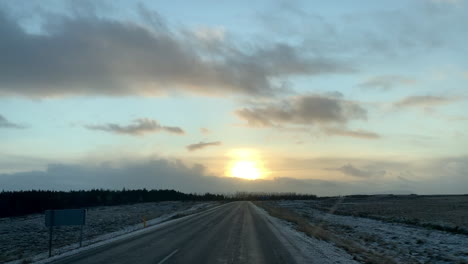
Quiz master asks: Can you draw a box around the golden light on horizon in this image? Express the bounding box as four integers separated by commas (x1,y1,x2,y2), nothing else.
230,160,262,180
226,148,267,180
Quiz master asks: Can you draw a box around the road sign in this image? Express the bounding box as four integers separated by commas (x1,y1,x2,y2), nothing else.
45,209,86,257
45,209,86,227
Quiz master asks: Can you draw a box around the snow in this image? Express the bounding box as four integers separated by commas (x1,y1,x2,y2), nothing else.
251,202,359,264
4,200,466,264
0,201,220,264
276,200,468,264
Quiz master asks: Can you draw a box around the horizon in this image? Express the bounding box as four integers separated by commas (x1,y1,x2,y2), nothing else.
1,0,467,196
2,188,467,197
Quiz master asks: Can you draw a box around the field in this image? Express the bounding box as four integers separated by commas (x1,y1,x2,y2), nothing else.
259,195,468,264
2,195,467,264
311,195,468,232
0,201,218,263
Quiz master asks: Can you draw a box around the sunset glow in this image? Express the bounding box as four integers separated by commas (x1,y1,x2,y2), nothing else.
230,160,262,180
2,2,467,262
0,1,467,196
227,149,265,180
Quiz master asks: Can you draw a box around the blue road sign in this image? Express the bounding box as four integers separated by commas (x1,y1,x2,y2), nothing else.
45,209,86,227
45,209,87,257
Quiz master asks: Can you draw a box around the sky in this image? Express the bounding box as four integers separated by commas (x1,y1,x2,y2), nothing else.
0,0,467,195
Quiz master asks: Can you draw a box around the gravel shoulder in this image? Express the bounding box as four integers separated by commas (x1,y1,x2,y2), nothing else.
253,202,360,264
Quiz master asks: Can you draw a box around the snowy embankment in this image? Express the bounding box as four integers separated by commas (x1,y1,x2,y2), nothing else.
275,200,468,264
0,201,219,263
252,202,359,264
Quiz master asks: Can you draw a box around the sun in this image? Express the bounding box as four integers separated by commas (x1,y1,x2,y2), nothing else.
227,149,266,180
230,160,262,180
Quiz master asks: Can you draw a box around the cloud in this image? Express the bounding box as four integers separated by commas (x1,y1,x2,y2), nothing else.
85,118,184,136
394,95,456,108
1,156,467,195
236,94,367,127
328,164,386,178
260,0,468,62
0,159,393,195
359,75,417,90
200,128,211,134
0,7,353,98
0,159,341,195
0,114,25,129
324,128,380,139
186,141,222,151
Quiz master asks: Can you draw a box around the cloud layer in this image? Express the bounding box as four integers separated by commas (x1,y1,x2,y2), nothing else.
395,95,455,108
85,118,184,136
186,141,222,151
324,128,380,139
0,114,24,129
359,75,417,90
236,94,367,127
0,7,352,98
328,164,386,178
1,156,466,195
0,160,389,195
235,94,379,139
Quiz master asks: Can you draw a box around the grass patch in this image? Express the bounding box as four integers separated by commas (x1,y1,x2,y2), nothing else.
254,201,397,264
168,213,186,220
21,258,32,264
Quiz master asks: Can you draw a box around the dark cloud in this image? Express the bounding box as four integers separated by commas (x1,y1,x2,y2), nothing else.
0,114,25,129
324,128,380,139
0,7,352,98
328,164,386,178
236,94,367,127
0,160,345,195
186,141,221,151
394,95,455,108
85,118,184,136
359,75,417,90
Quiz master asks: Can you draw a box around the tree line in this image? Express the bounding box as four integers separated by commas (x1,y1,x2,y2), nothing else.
229,192,317,201
0,189,317,218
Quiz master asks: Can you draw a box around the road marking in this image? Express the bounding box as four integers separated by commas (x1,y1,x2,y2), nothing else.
157,249,179,264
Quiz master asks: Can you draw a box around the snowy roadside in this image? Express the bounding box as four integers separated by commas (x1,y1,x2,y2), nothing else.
276,200,468,264
1,201,221,264
251,202,359,264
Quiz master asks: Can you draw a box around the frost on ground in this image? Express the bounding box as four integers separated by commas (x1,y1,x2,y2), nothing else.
252,202,359,264
275,200,468,264
308,195,468,234
0,201,218,263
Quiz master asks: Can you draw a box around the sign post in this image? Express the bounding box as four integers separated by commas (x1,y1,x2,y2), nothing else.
48,210,54,257
45,209,86,257
79,224,84,247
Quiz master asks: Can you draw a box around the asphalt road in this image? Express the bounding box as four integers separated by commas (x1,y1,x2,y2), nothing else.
51,202,297,264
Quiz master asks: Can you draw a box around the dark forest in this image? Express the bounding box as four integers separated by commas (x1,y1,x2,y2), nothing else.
0,189,317,218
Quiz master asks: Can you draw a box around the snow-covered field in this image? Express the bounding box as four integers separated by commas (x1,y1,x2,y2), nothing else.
309,195,468,232
275,200,468,264
0,201,219,263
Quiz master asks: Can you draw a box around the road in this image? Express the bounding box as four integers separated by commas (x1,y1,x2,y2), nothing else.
51,202,297,264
